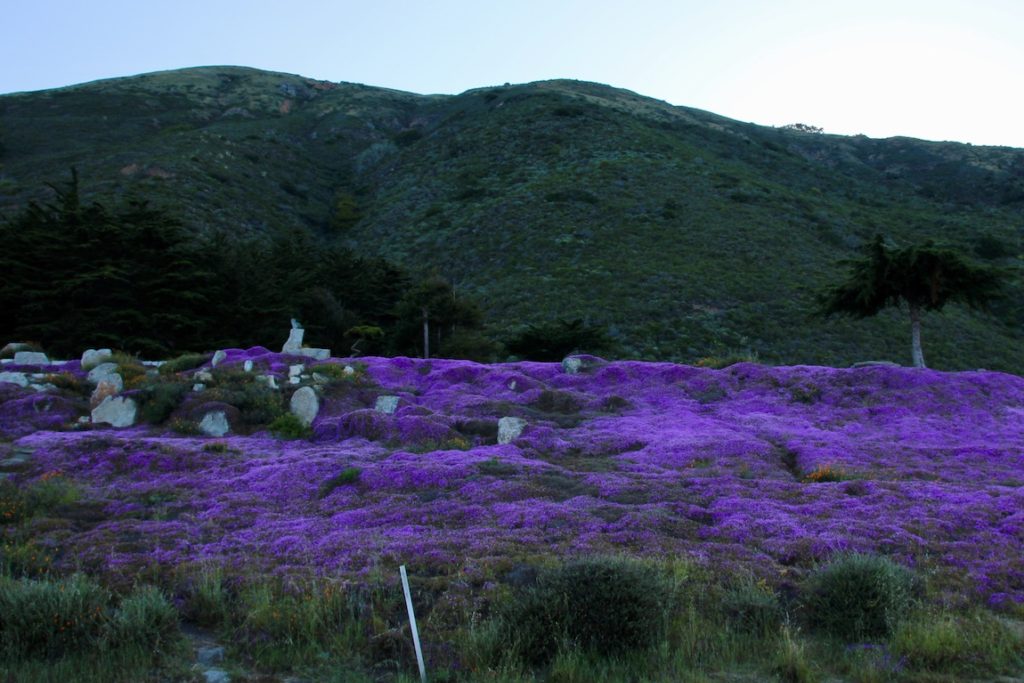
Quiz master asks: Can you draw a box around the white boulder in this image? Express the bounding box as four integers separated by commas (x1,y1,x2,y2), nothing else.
14,351,49,366
498,417,527,444
91,396,138,427
199,411,230,437
80,348,113,370
375,395,400,414
289,386,319,426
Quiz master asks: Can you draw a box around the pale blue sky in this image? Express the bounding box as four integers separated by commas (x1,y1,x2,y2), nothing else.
2,0,1022,147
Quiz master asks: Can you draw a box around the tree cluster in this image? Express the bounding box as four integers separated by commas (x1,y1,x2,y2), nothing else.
0,173,493,360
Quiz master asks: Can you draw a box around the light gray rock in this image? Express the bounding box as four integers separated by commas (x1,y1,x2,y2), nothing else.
289,386,319,426
197,646,225,666
243,360,253,372
297,347,330,361
560,355,606,375
0,371,29,387
289,376,301,385
282,325,305,353
91,396,138,427
211,350,227,367
193,383,206,392
94,374,124,394
31,383,57,392
90,376,123,407
14,351,49,365
498,417,527,444
312,372,329,384
203,669,230,683
0,448,32,472
288,364,304,378
1,342,33,357
87,362,120,385
194,370,214,383
257,375,279,390
80,348,112,370
199,411,230,437
343,365,355,376
375,395,400,414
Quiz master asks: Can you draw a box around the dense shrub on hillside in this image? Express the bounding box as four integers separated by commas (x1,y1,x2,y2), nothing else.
506,319,609,361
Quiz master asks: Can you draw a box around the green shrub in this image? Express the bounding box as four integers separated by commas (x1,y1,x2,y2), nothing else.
801,553,916,641
26,473,82,512
167,417,200,435
499,557,667,664
267,413,311,440
137,380,190,424
159,352,211,375
695,350,760,369
318,467,361,498
0,573,109,659
41,372,88,395
110,352,148,388
205,372,283,425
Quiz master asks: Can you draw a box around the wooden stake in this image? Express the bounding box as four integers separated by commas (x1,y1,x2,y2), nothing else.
400,565,427,683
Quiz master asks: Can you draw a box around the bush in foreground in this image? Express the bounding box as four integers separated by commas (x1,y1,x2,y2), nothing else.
498,556,668,664
801,553,917,641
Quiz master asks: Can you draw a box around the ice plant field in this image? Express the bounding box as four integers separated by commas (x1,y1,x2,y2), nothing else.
2,348,1023,681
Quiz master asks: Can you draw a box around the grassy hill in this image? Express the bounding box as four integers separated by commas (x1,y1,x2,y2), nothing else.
1,66,1022,370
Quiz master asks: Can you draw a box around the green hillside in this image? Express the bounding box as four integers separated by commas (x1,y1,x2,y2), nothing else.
1,66,1021,370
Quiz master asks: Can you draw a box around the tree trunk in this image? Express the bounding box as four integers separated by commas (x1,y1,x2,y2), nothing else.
422,307,430,359
909,305,926,368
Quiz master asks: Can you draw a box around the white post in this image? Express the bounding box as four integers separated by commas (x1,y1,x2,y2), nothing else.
400,565,427,683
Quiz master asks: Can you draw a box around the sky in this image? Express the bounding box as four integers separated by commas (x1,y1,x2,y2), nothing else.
2,0,1023,147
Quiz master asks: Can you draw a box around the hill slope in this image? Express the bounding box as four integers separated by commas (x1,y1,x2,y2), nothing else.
1,67,1022,369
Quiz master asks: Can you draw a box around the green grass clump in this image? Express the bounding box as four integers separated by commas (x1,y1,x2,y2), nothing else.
232,580,363,671
179,565,231,628
158,352,211,375
104,585,179,654
318,467,361,498
268,413,312,439
498,556,668,664
801,553,917,641
0,574,185,681
772,625,817,683
893,609,1024,676
721,577,784,635
0,573,108,659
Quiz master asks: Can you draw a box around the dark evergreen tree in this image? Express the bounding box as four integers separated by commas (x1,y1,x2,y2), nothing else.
820,234,1006,368
0,171,220,357
390,276,490,359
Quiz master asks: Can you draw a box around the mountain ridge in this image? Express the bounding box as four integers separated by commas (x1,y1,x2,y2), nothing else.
1,66,1021,370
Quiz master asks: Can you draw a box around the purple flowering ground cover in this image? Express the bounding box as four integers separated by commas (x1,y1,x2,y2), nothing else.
3,351,1023,608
